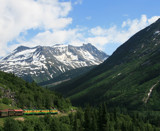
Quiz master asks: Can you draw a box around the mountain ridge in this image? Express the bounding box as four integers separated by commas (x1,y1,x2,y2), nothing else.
0,43,108,83
53,19,160,110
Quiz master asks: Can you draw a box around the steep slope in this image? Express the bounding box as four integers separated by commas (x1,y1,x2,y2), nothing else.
0,70,71,110
38,65,96,87
53,19,160,110
0,43,108,83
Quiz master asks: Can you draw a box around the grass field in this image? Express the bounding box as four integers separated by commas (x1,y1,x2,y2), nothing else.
0,103,17,110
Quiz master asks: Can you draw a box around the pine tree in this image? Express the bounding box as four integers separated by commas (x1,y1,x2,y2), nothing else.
98,103,103,131
50,118,61,131
84,105,92,131
91,111,98,131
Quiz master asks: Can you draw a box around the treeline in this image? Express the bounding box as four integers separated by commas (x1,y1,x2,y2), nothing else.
0,71,71,110
1,104,160,131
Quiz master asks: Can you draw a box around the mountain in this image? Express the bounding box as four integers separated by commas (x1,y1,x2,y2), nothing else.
38,65,96,87
53,19,160,110
0,43,108,83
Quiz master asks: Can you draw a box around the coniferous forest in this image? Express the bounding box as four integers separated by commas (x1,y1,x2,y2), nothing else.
0,71,71,110
1,104,160,131
1,69,160,131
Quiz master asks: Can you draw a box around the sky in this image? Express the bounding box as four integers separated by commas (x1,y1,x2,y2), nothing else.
0,0,160,57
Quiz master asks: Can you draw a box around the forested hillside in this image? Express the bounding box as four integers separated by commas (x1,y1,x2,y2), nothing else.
53,19,160,110
0,71,71,110
1,104,160,131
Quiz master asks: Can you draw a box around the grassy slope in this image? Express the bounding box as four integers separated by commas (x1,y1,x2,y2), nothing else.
0,103,17,110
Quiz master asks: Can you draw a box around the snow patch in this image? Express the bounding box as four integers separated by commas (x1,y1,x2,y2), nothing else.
143,81,159,103
154,31,160,35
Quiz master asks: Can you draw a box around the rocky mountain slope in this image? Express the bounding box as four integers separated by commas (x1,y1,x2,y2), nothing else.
0,43,108,83
53,19,160,110
38,65,96,87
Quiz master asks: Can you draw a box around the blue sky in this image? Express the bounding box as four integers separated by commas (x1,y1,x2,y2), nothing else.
0,0,160,57
70,0,160,27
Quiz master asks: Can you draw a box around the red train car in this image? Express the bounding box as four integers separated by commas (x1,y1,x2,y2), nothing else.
14,109,23,116
0,109,24,117
8,109,15,116
0,109,8,117
0,108,57,117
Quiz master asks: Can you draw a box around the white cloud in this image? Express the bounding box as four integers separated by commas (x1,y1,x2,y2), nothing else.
90,26,107,36
9,28,84,51
21,14,160,53
0,0,72,57
74,0,83,5
9,15,160,55
85,37,109,50
0,3,159,59
148,16,160,24
87,15,160,50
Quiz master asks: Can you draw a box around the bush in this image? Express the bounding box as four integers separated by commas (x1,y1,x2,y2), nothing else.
4,118,22,131
0,90,2,97
2,98,11,105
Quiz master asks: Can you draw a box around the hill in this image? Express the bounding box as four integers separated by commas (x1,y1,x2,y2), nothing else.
0,71,71,110
52,19,160,110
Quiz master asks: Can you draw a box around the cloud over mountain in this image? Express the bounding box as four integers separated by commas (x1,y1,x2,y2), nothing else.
0,0,159,57
88,15,160,49
0,0,72,57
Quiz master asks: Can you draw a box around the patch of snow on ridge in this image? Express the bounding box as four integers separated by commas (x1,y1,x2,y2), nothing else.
54,52,78,64
1,48,37,62
143,81,159,103
154,31,160,35
13,49,36,59
79,49,95,60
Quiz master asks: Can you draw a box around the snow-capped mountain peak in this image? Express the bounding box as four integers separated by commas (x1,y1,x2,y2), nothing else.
0,43,109,83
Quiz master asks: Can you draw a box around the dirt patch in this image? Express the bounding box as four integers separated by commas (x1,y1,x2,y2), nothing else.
14,117,25,121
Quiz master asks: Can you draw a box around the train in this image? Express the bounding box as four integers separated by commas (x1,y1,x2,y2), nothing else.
0,109,58,117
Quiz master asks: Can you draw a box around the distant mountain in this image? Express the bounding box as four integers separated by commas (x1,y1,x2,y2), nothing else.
38,65,96,87
53,19,160,110
0,43,108,83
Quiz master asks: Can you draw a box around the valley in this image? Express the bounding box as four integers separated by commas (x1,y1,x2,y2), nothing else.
0,1,160,130
1,19,160,131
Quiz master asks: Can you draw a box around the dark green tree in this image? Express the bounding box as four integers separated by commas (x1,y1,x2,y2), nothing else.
4,118,22,131
84,105,92,131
